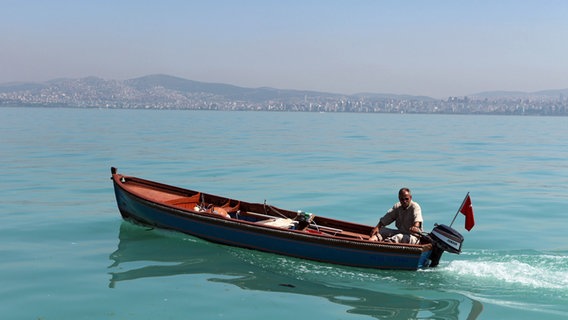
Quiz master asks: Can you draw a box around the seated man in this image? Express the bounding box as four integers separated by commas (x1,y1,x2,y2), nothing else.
369,188,423,244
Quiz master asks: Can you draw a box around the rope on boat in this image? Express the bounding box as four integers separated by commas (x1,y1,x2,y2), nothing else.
263,200,289,219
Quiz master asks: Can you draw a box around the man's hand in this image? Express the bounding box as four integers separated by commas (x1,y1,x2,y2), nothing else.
370,226,378,237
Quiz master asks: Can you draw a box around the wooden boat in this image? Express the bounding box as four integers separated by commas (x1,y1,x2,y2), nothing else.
110,167,464,270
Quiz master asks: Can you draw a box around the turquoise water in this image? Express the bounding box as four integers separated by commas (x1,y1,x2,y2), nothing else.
1,107,567,319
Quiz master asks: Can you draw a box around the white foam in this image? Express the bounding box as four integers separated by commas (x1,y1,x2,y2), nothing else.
445,258,568,290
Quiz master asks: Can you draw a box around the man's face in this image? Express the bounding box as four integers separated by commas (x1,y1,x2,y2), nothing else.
399,191,412,208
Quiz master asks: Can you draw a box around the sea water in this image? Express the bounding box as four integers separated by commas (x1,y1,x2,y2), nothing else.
1,106,567,319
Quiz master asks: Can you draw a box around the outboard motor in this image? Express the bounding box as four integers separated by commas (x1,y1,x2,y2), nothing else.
428,224,464,267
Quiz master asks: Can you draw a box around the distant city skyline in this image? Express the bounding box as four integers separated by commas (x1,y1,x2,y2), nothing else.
3,0,568,98
3,74,567,117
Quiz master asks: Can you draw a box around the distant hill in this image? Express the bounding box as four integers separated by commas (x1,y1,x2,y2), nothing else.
472,88,568,99
533,88,568,96
125,74,344,101
352,92,436,101
126,74,245,97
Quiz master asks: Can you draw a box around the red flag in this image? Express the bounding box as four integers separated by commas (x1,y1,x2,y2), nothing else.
460,195,475,231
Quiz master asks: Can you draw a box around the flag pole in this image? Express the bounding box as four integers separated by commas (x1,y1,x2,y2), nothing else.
450,192,470,228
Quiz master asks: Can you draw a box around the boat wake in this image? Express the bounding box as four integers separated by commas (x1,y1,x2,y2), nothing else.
437,249,568,317
444,249,568,291
230,247,568,317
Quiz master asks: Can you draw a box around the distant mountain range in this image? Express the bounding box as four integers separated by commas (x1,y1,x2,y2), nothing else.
2,73,566,100
1,74,567,115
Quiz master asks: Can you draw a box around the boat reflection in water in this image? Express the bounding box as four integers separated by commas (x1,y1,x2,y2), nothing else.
108,223,482,319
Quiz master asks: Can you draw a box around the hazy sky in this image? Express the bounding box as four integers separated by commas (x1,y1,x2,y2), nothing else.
2,0,568,98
